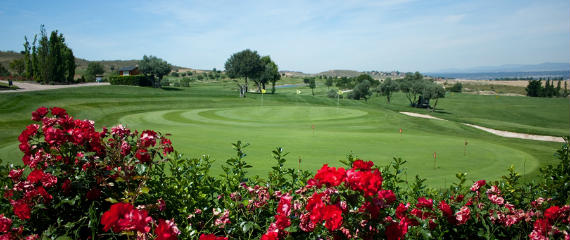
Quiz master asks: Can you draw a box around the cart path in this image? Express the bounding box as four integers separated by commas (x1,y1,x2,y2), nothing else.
400,111,564,143
0,80,110,93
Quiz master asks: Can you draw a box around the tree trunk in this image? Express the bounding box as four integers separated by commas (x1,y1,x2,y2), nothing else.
432,98,439,112
312,88,314,96
271,81,276,94
387,94,391,103
244,77,248,93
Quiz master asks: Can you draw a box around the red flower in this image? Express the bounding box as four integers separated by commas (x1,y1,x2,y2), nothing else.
544,206,560,221
378,190,397,204
323,205,343,231
135,148,151,163
8,169,24,182
155,219,180,240
386,221,408,240
61,179,71,194
12,200,31,220
438,200,453,217
199,234,228,240
274,214,291,230
158,199,166,211
396,203,409,220
455,206,471,225
0,214,12,233
470,180,486,192
416,197,433,209
260,231,279,240
101,203,152,233
311,164,346,187
306,192,325,224
352,159,374,170
26,169,44,184
140,130,157,147
346,169,383,197
161,137,174,155
40,173,57,188
31,107,49,121
50,107,67,117
299,213,315,232
277,194,292,216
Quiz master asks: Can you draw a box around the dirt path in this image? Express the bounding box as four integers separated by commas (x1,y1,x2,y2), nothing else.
400,112,564,143
0,80,110,93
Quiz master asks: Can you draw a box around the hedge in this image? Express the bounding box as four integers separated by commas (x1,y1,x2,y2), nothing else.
109,75,153,87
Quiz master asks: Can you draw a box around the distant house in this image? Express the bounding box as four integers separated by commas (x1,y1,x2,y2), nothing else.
118,66,140,76
95,74,104,83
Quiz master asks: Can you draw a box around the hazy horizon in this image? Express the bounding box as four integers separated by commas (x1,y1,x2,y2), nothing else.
1,0,569,73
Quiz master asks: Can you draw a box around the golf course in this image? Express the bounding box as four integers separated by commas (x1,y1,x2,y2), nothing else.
0,80,567,186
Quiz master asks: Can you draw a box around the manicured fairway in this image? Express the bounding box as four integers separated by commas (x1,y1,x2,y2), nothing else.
0,83,565,187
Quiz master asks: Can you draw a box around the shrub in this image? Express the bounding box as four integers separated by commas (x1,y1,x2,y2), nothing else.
109,75,153,87
161,79,171,87
327,89,339,98
171,72,180,77
449,82,463,93
3,107,178,239
173,82,181,87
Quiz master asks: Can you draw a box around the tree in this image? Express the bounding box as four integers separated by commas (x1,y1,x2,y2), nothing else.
309,78,316,96
378,77,399,103
23,25,75,84
398,72,428,106
258,56,280,94
224,49,263,97
303,78,311,86
9,58,25,76
86,62,104,81
325,77,333,89
349,80,372,101
556,80,562,97
526,80,542,97
422,83,446,112
139,55,172,88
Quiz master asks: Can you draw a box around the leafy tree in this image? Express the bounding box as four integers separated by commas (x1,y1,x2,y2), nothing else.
9,58,25,76
355,74,377,87
23,25,75,84
259,56,280,94
422,83,446,112
309,78,316,96
378,77,399,103
556,80,562,97
224,49,263,97
564,81,568,97
303,78,311,86
349,80,372,101
325,77,334,89
86,62,104,81
398,72,428,106
526,80,542,97
139,55,172,88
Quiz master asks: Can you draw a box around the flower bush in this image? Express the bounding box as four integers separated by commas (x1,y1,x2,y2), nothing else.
0,107,568,239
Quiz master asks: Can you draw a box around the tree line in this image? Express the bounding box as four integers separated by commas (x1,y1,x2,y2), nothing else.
21,25,76,84
525,79,568,97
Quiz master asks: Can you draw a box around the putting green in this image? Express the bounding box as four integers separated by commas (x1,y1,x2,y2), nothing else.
118,106,539,186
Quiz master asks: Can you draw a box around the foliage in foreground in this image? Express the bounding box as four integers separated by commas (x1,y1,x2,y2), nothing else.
0,107,568,239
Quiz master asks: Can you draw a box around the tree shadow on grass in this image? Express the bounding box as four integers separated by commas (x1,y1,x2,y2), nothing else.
161,87,182,91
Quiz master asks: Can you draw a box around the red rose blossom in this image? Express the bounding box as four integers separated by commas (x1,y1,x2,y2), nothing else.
199,234,228,240
155,219,180,240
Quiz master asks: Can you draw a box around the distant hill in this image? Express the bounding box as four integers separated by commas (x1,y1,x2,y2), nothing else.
436,62,570,73
317,70,362,78
0,50,188,76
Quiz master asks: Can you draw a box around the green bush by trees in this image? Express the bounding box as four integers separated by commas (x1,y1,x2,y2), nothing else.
398,72,446,109
448,82,463,93
0,64,9,77
22,25,75,84
8,59,25,76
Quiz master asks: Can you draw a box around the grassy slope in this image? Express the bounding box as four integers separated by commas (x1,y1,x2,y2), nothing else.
376,92,569,137
0,80,565,187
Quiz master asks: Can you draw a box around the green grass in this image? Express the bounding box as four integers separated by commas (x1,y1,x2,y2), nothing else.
0,81,566,187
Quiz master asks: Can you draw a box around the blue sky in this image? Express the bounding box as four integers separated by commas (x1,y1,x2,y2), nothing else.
1,0,568,73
